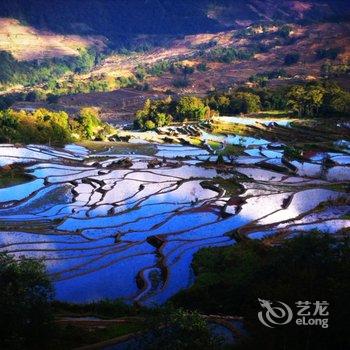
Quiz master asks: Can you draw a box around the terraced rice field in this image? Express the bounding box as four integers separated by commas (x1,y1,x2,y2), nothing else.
0,121,349,305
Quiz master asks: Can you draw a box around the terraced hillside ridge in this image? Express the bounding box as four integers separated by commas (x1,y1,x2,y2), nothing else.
0,119,348,305
0,18,106,61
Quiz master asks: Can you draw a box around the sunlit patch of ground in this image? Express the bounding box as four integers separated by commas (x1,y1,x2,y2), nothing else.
0,18,105,61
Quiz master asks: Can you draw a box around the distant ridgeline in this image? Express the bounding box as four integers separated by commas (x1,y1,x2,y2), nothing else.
0,0,349,43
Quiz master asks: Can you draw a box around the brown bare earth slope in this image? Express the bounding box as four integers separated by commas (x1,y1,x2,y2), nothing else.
11,21,349,124
85,22,350,94
0,18,106,61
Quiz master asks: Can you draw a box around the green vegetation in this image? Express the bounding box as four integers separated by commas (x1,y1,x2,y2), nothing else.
146,60,173,77
0,252,220,350
216,144,244,157
53,299,139,319
321,61,350,78
134,96,211,129
0,252,147,350
140,307,222,350
172,234,350,350
249,69,289,87
0,107,113,145
208,81,350,118
0,48,104,89
136,60,195,83
134,98,173,130
287,81,350,117
283,145,303,160
134,80,350,129
172,78,190,88
316,47,343,60
204,47,254,64
277,25,293,38
0,252,54,350
284,52,300,66
206,92,261,114
197,63,208,72
176,96,210,121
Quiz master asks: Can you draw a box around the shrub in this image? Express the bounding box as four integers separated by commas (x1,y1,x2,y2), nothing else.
284,53,300,65
144,120,156,130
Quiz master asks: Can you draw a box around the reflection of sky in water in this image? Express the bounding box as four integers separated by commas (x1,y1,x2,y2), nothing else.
201,131,269,146
0,179,45,203
216,116,291,127
55,252,156,303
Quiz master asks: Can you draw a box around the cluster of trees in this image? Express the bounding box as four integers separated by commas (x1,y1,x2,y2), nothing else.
205,92,261,115
321,61,350,77
134,96,211,130
136,60,197,82
0,49,104,89
0,107,112,144
203,47,254,64
173,233,350,350
140,307,221,350
287,81,350,117
316,47,343,60
134,98,173,130
284,52,300,65
134,81,349,129
208,81,350,118
50,74,136,96
248,69,289,86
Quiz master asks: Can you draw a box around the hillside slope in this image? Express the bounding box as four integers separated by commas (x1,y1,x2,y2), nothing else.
0,18,106,61
0,0,349,42
78,22,350,93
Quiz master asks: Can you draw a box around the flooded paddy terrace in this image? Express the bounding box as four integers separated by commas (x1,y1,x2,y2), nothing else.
0,118,349,305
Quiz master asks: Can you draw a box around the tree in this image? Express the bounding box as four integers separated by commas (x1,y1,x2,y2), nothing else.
176,96,210,121
25,90,46,102
144,120,156,130
287,84,325,117
77,107,101,139
134,99,173,129
0,252,54,349
318,83,350,117
46,93,60,104
153,112,172,127
284,53,300,66
278,25,292,38
140,307,222,350
197,63,207,72
230,92,261,114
